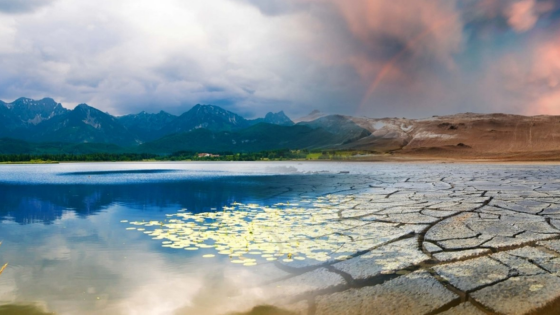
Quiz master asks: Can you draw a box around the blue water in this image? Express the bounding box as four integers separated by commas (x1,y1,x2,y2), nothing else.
0,162,372,315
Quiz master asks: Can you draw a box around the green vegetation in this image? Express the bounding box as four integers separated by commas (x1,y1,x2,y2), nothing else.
165,149,309,161
0,138,128,155
0,160,58,164
0,149,380,163
0,153,157,163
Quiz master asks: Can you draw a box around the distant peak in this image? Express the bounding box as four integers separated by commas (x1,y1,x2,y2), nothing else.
293,109,327,123
11,97,59,107
263,110,294,126
13,97,33,105
158,110,175,117
265,111,289,118
188,104,229,113
196,104,219,109
75,103,93,110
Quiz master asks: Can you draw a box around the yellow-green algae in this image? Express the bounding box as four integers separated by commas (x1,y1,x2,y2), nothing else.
0,242,6,276
124,194,397,266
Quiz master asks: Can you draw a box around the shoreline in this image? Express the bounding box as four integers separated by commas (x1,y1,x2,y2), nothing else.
5,147,560,165
2,157,560,165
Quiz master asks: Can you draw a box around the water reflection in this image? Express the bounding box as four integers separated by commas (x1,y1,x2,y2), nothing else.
0,199,278,314
0,167,356,315
58,169,182,176
0,175,330,225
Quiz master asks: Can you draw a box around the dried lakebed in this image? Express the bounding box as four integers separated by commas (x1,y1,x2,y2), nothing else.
126,165,560,315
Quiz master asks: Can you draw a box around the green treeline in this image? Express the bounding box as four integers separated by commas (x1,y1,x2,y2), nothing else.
0,149,379,163
166,149,309,161
0,153,157,163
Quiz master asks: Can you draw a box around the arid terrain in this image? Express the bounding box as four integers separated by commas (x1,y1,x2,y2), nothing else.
338,113,560,161
223,164,560,315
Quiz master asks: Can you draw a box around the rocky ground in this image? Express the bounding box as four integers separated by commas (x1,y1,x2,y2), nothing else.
235,165,560,315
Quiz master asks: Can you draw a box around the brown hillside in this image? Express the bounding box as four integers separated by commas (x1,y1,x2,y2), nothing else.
342,113,560,159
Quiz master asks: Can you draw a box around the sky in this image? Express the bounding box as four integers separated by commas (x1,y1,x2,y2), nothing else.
1,0,560,119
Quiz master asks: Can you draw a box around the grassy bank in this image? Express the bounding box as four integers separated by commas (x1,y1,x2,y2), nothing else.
0,160,59,164
0,150,382,163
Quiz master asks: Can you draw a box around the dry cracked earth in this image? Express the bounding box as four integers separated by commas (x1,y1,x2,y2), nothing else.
240,166,560,315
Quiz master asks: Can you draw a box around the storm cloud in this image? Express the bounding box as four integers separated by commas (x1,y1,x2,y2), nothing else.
0,0,55,14
0,0,560,118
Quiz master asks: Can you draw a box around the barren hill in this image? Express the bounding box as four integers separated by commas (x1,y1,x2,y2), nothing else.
342,113,560,159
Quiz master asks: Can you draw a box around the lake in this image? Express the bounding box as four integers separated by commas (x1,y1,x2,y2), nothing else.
2,162,560,315
0,162,380,314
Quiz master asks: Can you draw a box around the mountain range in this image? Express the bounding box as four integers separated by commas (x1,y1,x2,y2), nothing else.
0,97,372,154
3,97,560,159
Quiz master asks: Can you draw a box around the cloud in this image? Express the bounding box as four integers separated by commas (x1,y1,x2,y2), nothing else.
326,0,464,111
505,0,557,32
0,0,367,118
0,0,54,14
237,0,467,116
514,39,560,115
472,25,560,116
0,0,305,116
0,207,273,315
1,0,560,118
506,0,539,32
468,0,557,34
233,0,308,16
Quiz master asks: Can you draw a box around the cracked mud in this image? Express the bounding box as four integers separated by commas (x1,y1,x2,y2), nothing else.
128,165,560,315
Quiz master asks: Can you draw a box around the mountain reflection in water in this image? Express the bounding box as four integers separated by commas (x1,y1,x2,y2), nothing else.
0,176,317,225
0,162,367,315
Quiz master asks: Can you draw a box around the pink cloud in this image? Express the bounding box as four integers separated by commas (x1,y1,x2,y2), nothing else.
288,0,464,114
506,0,539,32
240,0,560,116
527,41,560,114
330,0,462,78
503,0,556,33
493,34,560,115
